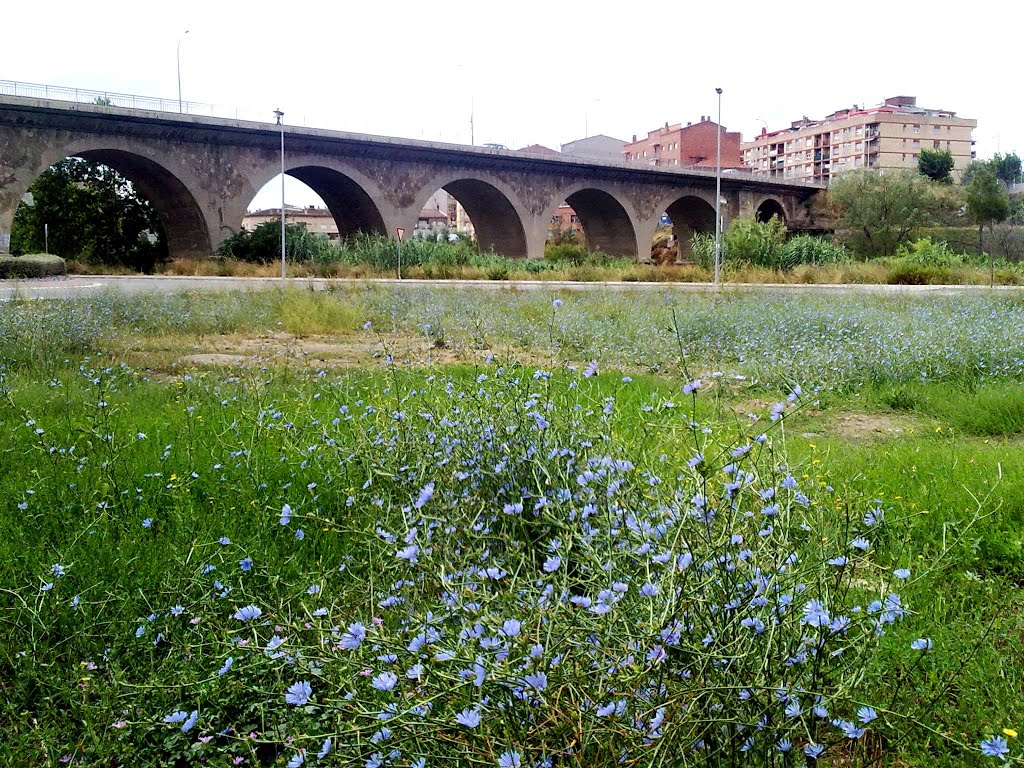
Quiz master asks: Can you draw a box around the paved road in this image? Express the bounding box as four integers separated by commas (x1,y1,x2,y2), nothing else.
2,274,1021,301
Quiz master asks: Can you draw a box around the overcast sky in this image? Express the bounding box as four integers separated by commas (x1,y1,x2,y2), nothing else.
4,0,1017,210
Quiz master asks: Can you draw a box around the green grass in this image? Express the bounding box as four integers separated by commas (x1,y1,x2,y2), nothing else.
1,288,1024,766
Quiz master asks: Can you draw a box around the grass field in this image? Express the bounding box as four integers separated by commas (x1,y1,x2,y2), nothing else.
1,286,1022,767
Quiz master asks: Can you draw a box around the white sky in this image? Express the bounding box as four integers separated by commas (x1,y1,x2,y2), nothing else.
4,0,1018,210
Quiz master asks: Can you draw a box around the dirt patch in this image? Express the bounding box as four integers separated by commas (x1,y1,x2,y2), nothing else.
173,332,476,370
828,412,928,441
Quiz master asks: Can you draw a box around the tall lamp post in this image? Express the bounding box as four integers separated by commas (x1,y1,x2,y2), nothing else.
274,109,286,280
177,30,189,113
713,87,723,288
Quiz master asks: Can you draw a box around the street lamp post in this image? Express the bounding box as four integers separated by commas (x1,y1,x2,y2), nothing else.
274,109,286,280
177,30,189,113
713,87,723,288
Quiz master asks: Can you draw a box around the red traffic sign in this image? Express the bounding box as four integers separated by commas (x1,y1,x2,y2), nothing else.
396,227,406,243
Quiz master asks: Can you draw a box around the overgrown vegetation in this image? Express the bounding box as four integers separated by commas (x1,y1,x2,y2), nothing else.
1,287,1022,766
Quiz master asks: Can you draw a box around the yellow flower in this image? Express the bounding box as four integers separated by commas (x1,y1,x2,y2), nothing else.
1003,728,1018,738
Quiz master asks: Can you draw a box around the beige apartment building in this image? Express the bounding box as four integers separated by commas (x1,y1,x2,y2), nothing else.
742,96,976,183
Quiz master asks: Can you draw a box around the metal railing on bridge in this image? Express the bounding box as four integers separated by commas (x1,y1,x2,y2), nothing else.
0,79,292,126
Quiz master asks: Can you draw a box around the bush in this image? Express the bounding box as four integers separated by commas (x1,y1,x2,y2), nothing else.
218,222,337,263
0,253,66,279
690,232,716,271
723,216,788,269
885,262,959,285
894,237,967,268
779,235,849,266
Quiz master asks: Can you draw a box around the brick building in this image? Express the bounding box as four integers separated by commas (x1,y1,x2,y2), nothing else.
741,96,977,184
623,118,744,170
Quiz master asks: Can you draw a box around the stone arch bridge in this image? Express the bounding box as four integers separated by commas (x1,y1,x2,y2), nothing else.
0,95,825,261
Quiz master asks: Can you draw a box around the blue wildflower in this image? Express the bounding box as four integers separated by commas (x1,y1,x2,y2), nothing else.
239,557,253,572
980,736,1009,760
286,751,305,768
498,751,522,768
523,671,548,691
217,657,234,676
911,638,932,650
285,680,312,706
372,671,398,691
317,738,332,759
280,503,291,525
893,568,911,579
456,708,482,728
414,482,435,509
342,622,366,649
805,743,825,759
233,604,262,621
857,706,877,724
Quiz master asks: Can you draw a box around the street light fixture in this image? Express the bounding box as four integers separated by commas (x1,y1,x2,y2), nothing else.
714,87,723,288
177,30,189,113
274,108,286,280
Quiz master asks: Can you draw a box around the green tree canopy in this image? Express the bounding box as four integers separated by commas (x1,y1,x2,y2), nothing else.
917,148,955,183
991,152,1022,186
828,170,941,257
11,157,166,271
964,164,1011,256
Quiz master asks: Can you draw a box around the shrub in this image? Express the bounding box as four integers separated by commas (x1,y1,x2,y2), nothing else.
723,216,788,269
690,232,717,271
885,262,959,285
780,235,849,266
894,237,967,268
0,253,66,278
544,243,590,265
218,221,337,263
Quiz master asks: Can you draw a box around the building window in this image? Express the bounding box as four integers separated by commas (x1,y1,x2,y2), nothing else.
912,124,920,133
933,125,941,133
933,140,941,149
912,139,920,148
855,127,863,137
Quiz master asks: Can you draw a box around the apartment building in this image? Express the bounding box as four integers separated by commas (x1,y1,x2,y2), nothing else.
623,117,744,170
742,96,976,183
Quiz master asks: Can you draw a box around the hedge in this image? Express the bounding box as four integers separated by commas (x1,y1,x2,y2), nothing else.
0,254,67,279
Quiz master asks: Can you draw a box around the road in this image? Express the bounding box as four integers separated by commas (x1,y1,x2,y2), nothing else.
2,275,1022,301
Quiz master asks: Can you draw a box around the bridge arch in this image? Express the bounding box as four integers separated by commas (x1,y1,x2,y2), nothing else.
410,174,529,258
755,196,787,224
656,192,719,263
244,159,389,240
542,184,639,259
12,143,211,260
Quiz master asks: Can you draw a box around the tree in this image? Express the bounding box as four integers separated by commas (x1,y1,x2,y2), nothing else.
828,170,941,258
11,157,166,271
991,153,1022,186
964,164,1011,255
917,149,954,183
